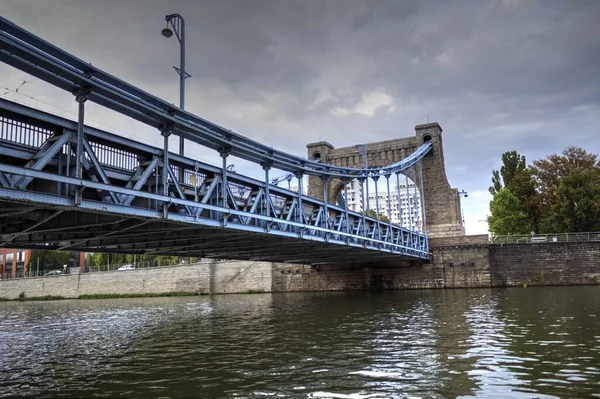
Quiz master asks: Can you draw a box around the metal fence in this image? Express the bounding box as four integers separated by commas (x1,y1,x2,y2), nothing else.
2,259,221,280
490,232,600,244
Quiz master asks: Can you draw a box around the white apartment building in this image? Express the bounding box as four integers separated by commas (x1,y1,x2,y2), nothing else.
342,178,423,232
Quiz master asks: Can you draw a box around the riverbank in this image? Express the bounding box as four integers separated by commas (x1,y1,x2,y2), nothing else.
1,237,599,300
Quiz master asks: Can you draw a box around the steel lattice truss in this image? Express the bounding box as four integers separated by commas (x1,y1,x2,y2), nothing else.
0,99,430,263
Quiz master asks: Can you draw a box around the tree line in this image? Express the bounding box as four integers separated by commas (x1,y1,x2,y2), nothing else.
487,146,600,236
28,250,197,271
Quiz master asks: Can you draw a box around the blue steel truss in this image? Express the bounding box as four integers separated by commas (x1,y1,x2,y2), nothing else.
0,17,432,263
0,99,430,262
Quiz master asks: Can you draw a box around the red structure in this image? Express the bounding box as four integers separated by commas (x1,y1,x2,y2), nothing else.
0,249,86,277
0,248,31,278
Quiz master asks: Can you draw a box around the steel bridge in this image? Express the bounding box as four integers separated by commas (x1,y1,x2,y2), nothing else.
0,17,433,264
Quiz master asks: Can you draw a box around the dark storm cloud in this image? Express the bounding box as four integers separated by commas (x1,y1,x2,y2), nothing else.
1,0,599,233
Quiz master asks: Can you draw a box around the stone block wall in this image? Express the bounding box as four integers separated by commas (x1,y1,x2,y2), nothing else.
271,262,445,292
490,242,600,286
0,260,272,300
306,122,466,237
210,260,272,293
2,238,599,300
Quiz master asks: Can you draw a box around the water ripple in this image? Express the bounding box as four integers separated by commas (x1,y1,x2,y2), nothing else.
0,288,598,398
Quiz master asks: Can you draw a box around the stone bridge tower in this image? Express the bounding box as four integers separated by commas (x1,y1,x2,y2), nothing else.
306,122,465,238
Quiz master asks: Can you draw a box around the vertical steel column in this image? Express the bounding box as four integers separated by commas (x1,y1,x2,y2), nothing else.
220,148,231,212
419,161,426,234
161,127,171,218
221,156,227,208
322,176,328,229
365,173,370,211
396,172,402,226
343,178,350,235
57,151,62,196
359,177,367,239
385,174,392,223
73,87,89,205
412,165,420,233
178,17,186,158
373,176,381,240
66,140,71,196
296,173,304,235
263,164,271,217
405,173,412,230
263,163,272,231
154,163,159,209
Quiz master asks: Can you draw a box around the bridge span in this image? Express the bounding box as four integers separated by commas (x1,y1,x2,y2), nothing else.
0,16,435,265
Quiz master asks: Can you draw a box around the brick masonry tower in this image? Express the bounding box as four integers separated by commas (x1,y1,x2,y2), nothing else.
306,122,465,238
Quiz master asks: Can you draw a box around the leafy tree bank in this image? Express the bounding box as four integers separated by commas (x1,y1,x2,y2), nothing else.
488,147,600,235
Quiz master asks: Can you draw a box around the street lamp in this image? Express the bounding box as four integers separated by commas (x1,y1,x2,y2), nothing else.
458,190,468,226
161,13,191,157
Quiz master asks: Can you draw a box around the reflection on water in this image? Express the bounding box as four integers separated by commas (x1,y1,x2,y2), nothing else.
0,287,598,398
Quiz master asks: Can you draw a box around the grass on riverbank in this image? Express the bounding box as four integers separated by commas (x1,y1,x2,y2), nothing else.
1,289,267,302
78,291,204,300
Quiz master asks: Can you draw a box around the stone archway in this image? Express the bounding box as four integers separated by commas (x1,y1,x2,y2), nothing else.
306,122,465,238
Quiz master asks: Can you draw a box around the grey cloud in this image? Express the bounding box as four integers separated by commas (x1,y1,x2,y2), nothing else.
1,0,599,233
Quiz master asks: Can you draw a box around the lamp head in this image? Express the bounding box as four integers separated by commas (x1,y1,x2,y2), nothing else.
161,27,173,38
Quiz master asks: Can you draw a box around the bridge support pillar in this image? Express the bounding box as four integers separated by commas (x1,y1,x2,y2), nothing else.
161,126,173,219
261,161,273,230
295,172,305,232
73,86,91,205
220,146,232,224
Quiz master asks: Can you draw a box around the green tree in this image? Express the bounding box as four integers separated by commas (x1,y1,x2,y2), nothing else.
545,167,600,233
487,188,531,235
363,209,390,223
532,146,600,232
489,150,527,196
532,146,598,202
30,250,70,271
507,169,541,233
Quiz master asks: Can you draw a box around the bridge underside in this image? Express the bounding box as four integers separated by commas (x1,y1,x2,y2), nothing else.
0,201,420,265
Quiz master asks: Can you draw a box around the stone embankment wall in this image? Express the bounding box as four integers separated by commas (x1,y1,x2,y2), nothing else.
2,238,599,299
0,260,272,300
271,235,492,292
490,242,600,286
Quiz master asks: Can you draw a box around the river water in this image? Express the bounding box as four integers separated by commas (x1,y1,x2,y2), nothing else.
0,287,598,398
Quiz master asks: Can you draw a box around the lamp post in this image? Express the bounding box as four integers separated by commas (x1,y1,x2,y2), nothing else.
161,13,191,157
458,190,468,226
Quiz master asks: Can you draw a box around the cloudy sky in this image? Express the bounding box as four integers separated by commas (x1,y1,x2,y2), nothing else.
1,0,599,235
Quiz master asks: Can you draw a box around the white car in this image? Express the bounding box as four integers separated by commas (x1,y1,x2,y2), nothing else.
117,264,135,271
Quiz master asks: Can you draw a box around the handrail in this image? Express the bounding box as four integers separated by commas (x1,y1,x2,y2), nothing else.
490,232,600,244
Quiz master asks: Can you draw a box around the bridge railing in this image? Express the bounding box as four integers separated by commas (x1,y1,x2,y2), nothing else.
0,114,54,147
0,99,430,260
490,232,600,244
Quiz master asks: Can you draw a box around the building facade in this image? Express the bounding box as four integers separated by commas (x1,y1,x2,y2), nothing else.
343,178,424,232
0,248,31,278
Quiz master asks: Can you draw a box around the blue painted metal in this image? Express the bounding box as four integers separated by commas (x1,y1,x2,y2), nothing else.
0,16,434,262
0,16,432,180
0,99,431,261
